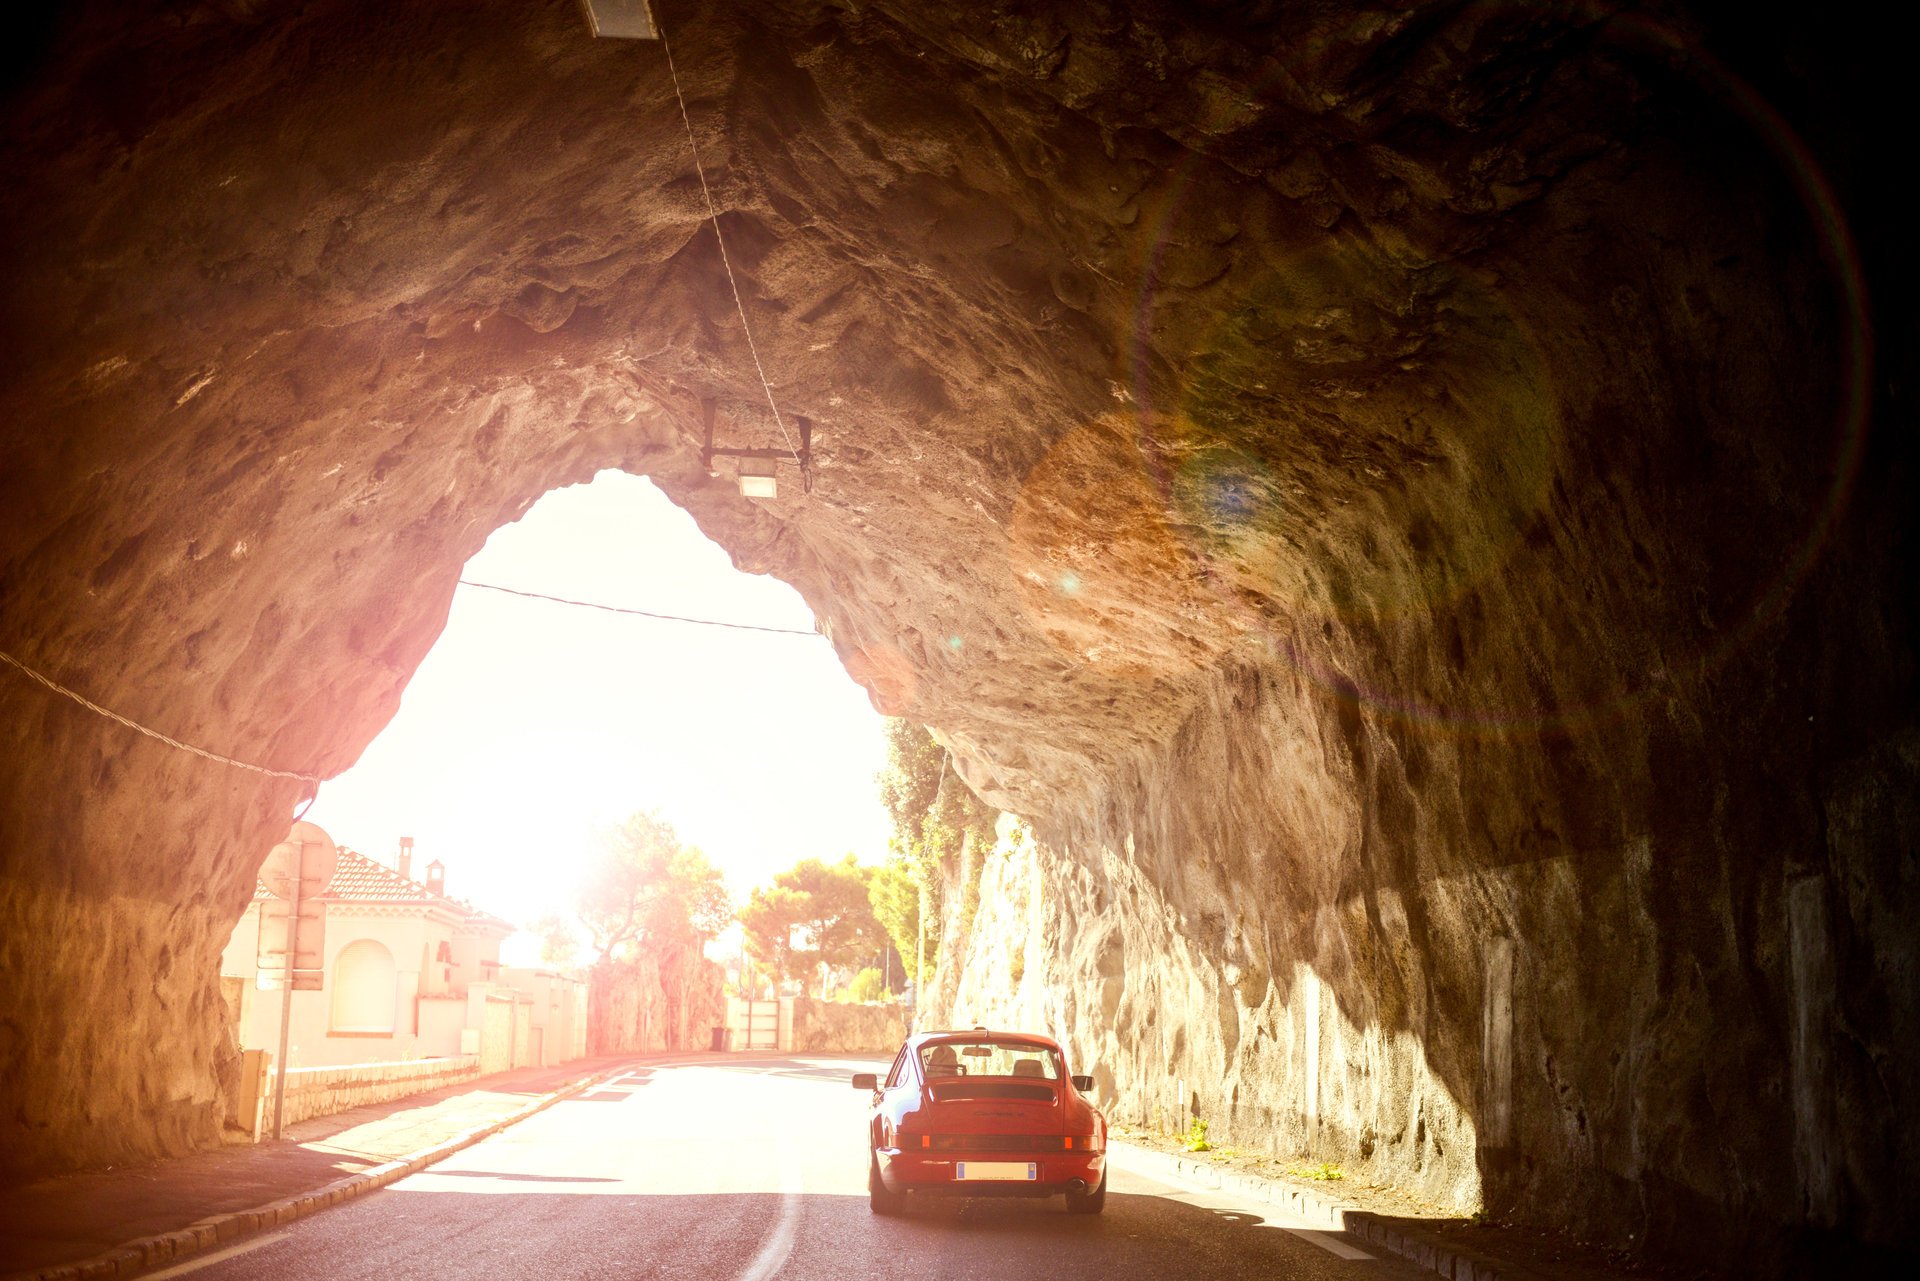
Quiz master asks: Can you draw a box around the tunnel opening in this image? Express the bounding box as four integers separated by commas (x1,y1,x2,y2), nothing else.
213,466,895,1073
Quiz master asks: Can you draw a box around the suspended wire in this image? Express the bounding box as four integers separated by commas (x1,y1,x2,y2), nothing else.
0,648,325,782
657,16,804,468
458,579,822,636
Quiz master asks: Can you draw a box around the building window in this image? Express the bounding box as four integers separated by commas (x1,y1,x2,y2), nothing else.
331,939,397,1034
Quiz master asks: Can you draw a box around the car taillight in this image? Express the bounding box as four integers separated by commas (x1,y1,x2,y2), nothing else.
1064,1135,1103,1151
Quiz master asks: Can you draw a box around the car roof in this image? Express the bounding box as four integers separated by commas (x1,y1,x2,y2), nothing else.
906,1028,1063,1052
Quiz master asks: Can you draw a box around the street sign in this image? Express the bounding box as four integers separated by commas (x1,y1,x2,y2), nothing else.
260,820,337,899
256,821,335,991
255,898,326,990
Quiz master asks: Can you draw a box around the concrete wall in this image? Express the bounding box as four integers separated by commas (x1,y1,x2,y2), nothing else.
478,990,514,1074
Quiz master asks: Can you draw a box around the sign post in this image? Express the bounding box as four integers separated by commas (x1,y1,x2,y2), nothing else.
257,821,337,1140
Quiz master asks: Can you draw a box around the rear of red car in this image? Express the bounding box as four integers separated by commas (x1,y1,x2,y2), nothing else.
855,1031,1108,1213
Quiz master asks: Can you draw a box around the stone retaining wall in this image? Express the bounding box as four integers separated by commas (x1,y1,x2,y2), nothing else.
786,999,907,1053
273,1056,481,1128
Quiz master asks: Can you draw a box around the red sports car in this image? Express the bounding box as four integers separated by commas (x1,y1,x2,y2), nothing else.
852,1028,1108,1214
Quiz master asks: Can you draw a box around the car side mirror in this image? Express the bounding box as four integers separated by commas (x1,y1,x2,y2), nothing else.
1070,1074,1094,1093
852,1072,879,1090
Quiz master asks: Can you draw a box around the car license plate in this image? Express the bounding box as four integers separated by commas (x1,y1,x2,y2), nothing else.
954,1162,1037,1181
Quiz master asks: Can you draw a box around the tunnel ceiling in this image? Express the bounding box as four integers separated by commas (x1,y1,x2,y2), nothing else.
1,0,1814,810
2,0,1914,1262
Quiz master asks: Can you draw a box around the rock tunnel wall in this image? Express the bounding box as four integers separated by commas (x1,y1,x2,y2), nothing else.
0,0,1912,1269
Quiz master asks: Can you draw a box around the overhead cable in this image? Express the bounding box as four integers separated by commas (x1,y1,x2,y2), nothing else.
458,579,822,636
657,19,805,468
0,648,324,782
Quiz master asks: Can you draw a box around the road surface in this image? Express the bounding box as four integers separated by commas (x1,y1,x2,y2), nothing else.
149,1055,1437,1281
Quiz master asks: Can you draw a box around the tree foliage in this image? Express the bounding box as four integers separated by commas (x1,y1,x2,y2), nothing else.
579,810,729,966
873,719,1000,985
740,853,889,995
848,966,891,1003
867,859,924,983
530,913,580,967
739,883,808,990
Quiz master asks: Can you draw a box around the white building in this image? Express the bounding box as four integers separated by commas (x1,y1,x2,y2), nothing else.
221,844,584,1072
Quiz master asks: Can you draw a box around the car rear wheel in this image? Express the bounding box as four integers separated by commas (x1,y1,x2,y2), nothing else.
1065,1168,1107,1214
869,1154,906,1215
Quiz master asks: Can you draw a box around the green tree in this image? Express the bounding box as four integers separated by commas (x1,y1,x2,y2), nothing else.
579,810,729,964
868,859,927,983
740,883,808,990
783,853,886,975
873,719,1000,987
530,913,580,967
848,967,890,1003
740,854,889,995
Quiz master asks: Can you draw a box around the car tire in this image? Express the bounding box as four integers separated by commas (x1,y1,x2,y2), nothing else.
869,1154,906,1215
1065,1168,1107,1215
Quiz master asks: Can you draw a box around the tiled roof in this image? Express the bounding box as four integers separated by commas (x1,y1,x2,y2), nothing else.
253,847,510,931
451,901,517,934
325,847,444,902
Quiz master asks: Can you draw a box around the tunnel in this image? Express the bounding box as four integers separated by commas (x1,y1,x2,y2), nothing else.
0,1,1912,1274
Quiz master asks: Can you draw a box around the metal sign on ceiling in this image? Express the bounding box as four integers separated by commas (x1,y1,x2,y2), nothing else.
578,0,660,40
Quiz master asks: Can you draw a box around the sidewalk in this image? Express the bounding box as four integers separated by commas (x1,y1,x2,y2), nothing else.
0,1055,668,1281
1109,1136,1662,1281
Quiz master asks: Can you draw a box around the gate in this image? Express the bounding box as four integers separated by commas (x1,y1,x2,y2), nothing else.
740,999,779,1050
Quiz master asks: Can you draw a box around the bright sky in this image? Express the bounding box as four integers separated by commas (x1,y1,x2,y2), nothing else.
305,470,894,964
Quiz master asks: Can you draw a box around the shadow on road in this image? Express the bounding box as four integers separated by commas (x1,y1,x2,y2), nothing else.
427,1168,620,1183
200,1186,1370,1281
699,1057,883,1085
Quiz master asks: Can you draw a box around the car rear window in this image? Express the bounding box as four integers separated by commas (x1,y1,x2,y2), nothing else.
920,1040,1061,1081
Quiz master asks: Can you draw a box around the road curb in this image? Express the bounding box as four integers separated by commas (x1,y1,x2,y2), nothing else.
9,1062,636,1281
1108,1142,1528,1281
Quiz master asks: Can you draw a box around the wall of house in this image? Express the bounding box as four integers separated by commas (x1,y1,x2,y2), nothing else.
497,968,589,1067
221,905,455,1068
450,931,503,990
417,995,469,1059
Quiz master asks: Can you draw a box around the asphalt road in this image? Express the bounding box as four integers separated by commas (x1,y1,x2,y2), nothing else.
148,1055,1435,1281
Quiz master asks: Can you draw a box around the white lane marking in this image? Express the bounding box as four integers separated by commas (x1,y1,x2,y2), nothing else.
735,1190,800,1281
733,1067,812,1281
141,1231,290,1278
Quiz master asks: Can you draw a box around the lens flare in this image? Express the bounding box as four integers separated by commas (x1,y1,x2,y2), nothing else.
1099,2,1869,738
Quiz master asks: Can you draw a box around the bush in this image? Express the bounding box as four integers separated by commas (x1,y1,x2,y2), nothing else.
1184,1118,1212,1152
849,967,888,1003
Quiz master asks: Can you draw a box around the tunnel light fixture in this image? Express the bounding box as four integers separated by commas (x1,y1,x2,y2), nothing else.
700,398,814,500
577,0,659,40
737,458,779,499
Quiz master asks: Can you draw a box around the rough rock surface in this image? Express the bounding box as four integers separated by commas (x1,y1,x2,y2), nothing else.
786,997,907,1054
0,1,1912,1272
588,950,724,1056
